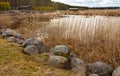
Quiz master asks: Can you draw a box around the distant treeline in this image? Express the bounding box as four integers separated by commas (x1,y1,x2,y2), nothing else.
0,0,120,10
89,7,120,9
1,0,69,10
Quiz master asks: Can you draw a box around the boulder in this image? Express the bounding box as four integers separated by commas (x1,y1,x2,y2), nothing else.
24,45,39,55
47,55,70,69
22,38,33,47
2,29,23,39
71,57,87,75
89,61,113,76
33,39,47,53
14,33,23,39
22,38,47,53
50,45,70,58
7,37,24,44
112,66,120,76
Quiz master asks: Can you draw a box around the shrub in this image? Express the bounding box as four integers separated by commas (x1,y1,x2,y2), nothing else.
33,6,54,10
0,2,11,10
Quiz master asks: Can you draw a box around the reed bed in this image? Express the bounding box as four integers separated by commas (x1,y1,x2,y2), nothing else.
0,14,13,27
0,11,120,68
43,16,120,67
0,11,62,36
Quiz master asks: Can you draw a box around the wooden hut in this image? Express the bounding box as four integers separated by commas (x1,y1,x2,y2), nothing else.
18,5,32,10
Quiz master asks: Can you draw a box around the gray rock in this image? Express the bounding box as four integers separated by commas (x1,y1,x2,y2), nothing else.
50,45,70,58
7,37,17,42
47,55,70,69
89,74,99,76
24,45,39,55
33,39,47,53
112,66,120,76
71,57,87,75
14,33,23,39
22,38,33,47
89,61,113,76
22,38,47,53
2,29,14,37
2,29,23,39
7,37,24,44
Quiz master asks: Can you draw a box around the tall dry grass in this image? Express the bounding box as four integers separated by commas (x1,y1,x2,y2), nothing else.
0,11,120,68
0,11,58,37
0,14,13,27
43,16,120,68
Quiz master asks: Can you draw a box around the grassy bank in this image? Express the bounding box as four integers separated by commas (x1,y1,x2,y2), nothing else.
0,38,74,76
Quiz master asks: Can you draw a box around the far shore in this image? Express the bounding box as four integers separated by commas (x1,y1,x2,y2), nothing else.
0,9,120,17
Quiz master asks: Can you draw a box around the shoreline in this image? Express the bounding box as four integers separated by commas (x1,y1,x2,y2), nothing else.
0,10,120,76
0,9,120,17
61,9,120,16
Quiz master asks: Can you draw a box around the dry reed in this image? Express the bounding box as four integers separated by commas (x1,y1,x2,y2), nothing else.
0,14,13,27
43,15,120,68
0,11,120,68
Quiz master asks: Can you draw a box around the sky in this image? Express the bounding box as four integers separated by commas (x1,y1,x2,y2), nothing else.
52,0,120,7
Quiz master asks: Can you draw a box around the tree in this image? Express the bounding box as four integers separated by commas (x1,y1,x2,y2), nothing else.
30,0,52,6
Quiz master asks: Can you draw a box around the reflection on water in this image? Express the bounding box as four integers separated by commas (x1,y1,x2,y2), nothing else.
35,15,120,41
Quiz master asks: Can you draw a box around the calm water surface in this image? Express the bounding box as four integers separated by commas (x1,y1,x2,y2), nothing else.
35,15,120,40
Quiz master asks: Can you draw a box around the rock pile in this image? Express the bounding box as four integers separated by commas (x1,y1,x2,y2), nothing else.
48,45,71,69
0,28,47,55
22,38,47,55
2,29,24,44
48,45,87,76
0,27,120,76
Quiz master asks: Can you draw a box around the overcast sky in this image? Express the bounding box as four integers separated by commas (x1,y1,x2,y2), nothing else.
52,0,120,7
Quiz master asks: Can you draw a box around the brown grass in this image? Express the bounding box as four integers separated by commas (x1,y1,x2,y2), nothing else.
0,14,13,27
0,10,120,68
44,36,120,68
42,15,120,68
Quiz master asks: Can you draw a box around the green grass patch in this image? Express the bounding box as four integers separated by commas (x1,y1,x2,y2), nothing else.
0,38,74,76
33,6,54,10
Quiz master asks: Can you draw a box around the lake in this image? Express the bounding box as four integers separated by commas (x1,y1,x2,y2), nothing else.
33,15,120,42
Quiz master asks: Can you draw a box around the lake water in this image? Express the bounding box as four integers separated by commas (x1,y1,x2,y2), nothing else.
35,15,120,41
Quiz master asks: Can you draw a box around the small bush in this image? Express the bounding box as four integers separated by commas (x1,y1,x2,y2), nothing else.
0,2,11,10
33,6,54,10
